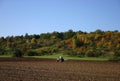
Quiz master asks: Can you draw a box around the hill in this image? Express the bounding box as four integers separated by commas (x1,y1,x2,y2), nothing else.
0,29,120,61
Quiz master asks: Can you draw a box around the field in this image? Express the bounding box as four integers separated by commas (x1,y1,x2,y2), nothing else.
0,53,109,61
0,58,120,81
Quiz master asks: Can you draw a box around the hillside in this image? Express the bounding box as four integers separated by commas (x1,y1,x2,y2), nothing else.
0,29,120,60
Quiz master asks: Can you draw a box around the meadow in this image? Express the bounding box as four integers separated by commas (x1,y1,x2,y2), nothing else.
0,53,108,61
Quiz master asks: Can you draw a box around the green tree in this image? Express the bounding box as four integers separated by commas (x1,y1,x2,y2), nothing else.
72,36,84,49
64,29,75,39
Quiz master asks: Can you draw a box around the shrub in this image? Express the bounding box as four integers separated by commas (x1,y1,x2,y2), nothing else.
66,50,77,56
86,50,95,57
12,48,23,58
114,50,120,57
109,50,120,62
108,57,120,62
0,48,5,55
26,50,38,56
94,50,102,57
35,47,58,56
77,51,85,57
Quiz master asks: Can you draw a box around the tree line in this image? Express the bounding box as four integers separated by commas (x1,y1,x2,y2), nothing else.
0,29,120,61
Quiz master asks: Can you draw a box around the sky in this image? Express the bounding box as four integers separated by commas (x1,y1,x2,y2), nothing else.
0,0,120,37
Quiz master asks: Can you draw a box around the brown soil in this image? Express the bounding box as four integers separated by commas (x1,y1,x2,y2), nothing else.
0,58,120,81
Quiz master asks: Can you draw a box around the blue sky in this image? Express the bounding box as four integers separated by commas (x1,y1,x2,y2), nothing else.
0,0,120,37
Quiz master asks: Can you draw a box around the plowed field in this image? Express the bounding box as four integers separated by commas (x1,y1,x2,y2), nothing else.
0,58,120,81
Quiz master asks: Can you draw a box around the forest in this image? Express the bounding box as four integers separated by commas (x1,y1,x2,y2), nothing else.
0,29,120,61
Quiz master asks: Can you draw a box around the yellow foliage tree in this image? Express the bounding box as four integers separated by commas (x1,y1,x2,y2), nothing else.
31,38,36,43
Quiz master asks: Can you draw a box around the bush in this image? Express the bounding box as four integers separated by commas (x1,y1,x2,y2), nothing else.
65,50,85,57
86,50,95,57
12,49,23,58
114,50,120,57
26,50,38,56
66,50,77,56
94,50,102,57
0,48,5,55
35,47,58,56
108,57,120,62
108,50,120,62
77,51,85,57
